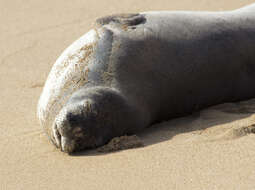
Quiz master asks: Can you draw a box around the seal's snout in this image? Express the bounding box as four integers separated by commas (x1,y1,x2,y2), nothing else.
52,122,77,153
52,110,77,153
60,136,76,153
52,106,90,153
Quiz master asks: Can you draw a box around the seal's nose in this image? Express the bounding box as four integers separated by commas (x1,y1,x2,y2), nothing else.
52,120,76,153
61,136,76,153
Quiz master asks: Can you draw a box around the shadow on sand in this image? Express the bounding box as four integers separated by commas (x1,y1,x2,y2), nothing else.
71,98,255,157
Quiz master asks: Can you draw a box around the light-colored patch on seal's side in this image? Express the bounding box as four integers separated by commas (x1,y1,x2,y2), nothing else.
37,29,99,138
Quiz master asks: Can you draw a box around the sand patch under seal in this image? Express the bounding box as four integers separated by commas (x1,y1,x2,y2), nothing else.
97,135,144,152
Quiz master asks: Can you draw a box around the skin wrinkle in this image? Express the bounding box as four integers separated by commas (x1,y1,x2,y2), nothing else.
94,27,114,86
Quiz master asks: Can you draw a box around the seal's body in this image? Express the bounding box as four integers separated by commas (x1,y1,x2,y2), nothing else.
38,4,255,153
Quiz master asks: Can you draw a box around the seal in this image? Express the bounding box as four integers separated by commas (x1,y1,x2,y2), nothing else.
37,4,255,153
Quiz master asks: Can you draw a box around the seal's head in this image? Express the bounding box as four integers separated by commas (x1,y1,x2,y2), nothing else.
52,100,104,153
50,87,143,153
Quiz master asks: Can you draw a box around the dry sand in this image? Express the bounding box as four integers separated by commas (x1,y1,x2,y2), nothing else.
1,0,255,189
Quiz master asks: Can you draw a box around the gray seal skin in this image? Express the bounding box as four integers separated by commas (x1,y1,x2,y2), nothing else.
37,4,255,153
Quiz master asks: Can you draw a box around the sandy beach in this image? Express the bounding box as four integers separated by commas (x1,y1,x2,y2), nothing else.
1,0,255,189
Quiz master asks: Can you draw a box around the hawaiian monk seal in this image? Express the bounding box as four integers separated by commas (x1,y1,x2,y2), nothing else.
37,4,255,153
